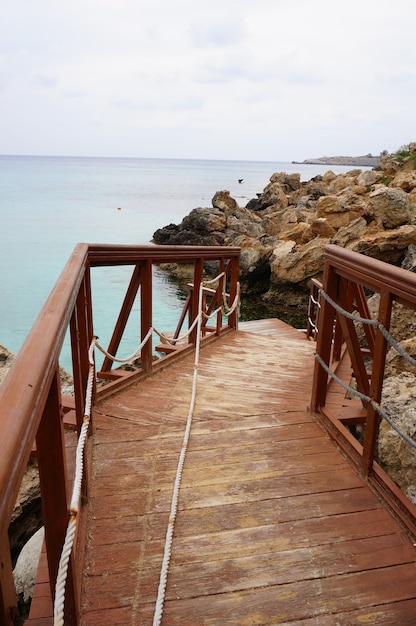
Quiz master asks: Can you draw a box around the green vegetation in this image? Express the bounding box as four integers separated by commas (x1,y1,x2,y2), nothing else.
394,144,416,169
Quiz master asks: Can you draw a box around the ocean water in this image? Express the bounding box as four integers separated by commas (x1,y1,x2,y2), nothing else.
1,155,358,370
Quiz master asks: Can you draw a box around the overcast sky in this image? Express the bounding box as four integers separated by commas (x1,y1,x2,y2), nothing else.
1,0,415,161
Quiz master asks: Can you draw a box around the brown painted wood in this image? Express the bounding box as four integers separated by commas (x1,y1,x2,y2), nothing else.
73,321,416,625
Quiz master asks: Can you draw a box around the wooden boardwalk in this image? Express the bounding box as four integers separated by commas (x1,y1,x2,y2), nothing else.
32,319,416,624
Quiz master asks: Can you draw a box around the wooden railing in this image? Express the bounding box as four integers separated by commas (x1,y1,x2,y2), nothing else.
0,244,240,625
311,243,416,534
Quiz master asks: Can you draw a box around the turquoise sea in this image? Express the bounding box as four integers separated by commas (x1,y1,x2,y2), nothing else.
1,155,358,370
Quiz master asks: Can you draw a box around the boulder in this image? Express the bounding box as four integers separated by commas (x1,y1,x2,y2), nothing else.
212,190,238,216
331,217,368,248
351,225,416,264
357,169,383,187
316,195,361,229
153,207,226,246
253,181,288,211
390,172,416,193
367,186,410,229
270,237,329,285
13,526,44,609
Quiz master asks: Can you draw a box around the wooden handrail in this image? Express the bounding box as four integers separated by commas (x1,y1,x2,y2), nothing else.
311,243,416,535
0,244,240,625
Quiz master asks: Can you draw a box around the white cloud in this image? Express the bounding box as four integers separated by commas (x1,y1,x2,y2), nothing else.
1,0,416,159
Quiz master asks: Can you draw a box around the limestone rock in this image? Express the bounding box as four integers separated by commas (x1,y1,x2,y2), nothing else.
367,186,410,229
390,172,416,193
357,169,383,187
316,195,361,229
212,190,238,215
253,181,288,211
379,373,416,502
270,237,329,285
153,207,226,246
331,217,368,248
351,225,416,264
385,337,416,377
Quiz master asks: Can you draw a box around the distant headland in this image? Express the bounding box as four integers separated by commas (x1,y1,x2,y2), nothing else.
292,154,380,167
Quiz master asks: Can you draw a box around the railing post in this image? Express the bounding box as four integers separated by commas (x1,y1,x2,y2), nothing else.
362,290,393,476
71,269,94,433
336,278,370,399
140,259,153,372
101,263,142,372
36,368,79,625
311,263,338,411
227,256,239,330
0,527,19,626
190,258,204,345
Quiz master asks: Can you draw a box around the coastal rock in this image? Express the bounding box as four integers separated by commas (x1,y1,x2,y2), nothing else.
351,225,416,264
316,195,361,229
367,187,411,229
379,374,416,502
357,169,383,187
251,181,288,211
153,207,226,246
270,237,329,285
390,171,416,193
14,527,44,607
331,217,368,248
9,459,42,566
212,190,238,215
152,143,416,318
401,244,416,271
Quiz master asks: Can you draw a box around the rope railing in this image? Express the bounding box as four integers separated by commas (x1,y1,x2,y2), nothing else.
52,273,240,625
319,288,416,368
53,338,96,626
307,280,321,340
315,287,416,450
314,353,416,450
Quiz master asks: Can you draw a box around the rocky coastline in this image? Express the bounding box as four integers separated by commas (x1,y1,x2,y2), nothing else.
153,145,416,325
292,154,381,167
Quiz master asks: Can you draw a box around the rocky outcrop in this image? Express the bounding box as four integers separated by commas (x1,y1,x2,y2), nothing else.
153,145,416,318
293,154,381,167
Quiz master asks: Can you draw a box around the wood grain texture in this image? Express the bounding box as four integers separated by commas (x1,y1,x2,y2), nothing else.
32,319,416,625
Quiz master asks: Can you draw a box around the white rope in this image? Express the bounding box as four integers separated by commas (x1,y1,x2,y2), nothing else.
53,337,97,626
152,281,205,626
95,326,154,362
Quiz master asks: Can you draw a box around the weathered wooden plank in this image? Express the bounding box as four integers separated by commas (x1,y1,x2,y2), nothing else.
78,325,416,625
131,533,415,602
136,563,416,625
282,599,416,625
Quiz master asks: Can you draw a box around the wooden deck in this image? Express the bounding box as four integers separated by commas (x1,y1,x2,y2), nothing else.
31,319,416,624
